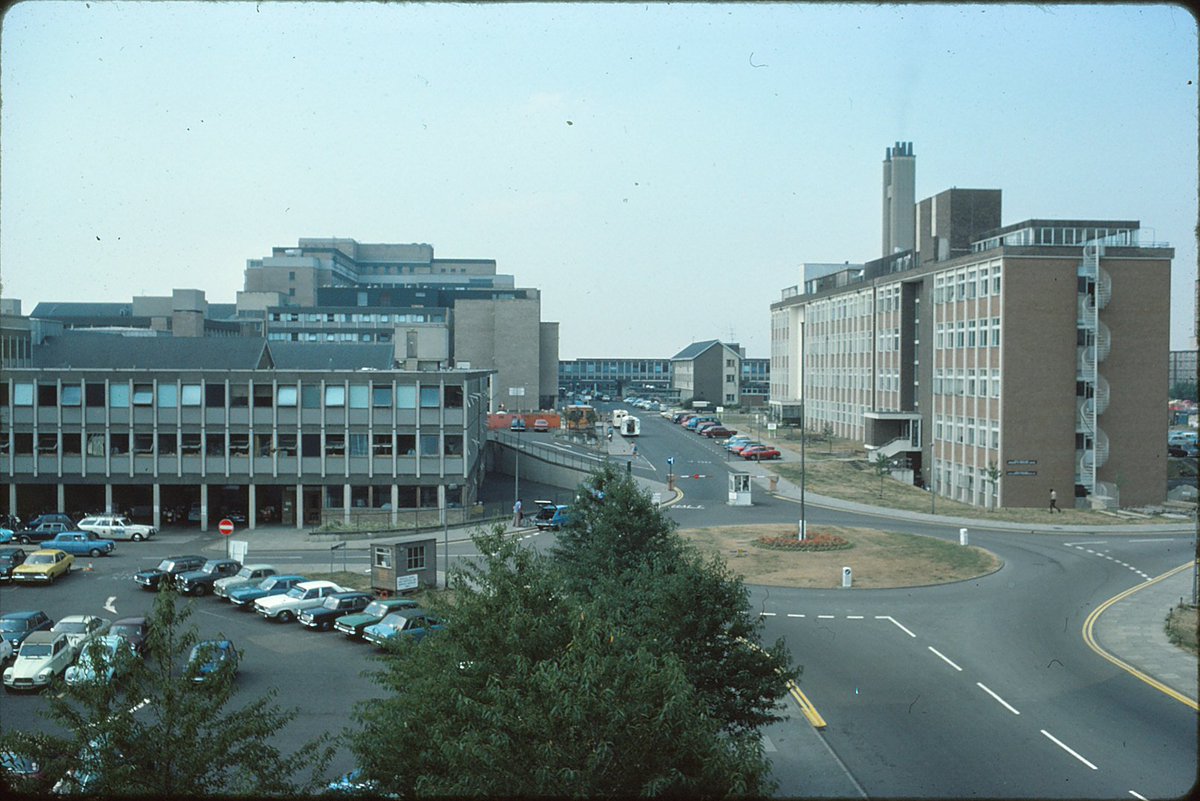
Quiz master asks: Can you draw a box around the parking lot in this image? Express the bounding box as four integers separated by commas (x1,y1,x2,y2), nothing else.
0,533,381,780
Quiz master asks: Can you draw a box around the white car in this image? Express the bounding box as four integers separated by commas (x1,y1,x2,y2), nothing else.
4,631,74,691
50,615,111,655
76,515,157,542
0,638,12,664
254,580,347,623
213,564,279,599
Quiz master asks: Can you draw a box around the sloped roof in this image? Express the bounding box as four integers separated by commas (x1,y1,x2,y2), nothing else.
32,332,272,370
266,342,394,370
671,340,723,361
31,302,135,319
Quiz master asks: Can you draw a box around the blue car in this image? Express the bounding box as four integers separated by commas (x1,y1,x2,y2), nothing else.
363,609,444,647
226,575,307,609
187,639,238,683
0,611,54,650
532,501,570,531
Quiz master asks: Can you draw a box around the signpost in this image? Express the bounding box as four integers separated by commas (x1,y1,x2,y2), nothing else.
219,518,234,559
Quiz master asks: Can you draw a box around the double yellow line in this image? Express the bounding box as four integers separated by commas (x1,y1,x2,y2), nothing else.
1082,561,1198,711
740,637,827,729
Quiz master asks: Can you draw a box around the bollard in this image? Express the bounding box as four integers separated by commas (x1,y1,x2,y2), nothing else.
841,566,852,588
798,520,807,540
959,527,969,546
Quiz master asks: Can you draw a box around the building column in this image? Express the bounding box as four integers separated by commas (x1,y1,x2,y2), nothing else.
248,484,257,531
343,484,351,526
152,484,161,530
9,485,17,519
105,485,113,515
199,484,209,533
391,485,399,526
295,483,304,530
57,484,65,514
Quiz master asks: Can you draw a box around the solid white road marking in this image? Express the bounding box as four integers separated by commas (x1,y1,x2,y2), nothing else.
977,682,1020,715
103,596,118,614
1134,538,1174,543
1128,791,1148,800
928,646,963,671
1040,729,1097,770
1065,541,1104,546
875,615,916,637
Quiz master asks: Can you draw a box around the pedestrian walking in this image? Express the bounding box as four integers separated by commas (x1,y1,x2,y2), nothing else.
1049,488,1060,513
513,498,523,527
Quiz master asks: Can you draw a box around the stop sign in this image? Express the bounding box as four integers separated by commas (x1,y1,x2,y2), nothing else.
218,518,235,537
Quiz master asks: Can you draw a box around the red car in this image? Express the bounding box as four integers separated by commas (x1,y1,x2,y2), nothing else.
740,446,781,461
730,441,765,455
702,426,737,438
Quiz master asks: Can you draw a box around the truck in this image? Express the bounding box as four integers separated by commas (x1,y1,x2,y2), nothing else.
43,531,116,558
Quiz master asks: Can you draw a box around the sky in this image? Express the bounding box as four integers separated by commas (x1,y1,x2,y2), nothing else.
1,2,1196,360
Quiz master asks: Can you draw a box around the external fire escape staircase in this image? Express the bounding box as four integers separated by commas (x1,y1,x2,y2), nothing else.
1076,242,1117,508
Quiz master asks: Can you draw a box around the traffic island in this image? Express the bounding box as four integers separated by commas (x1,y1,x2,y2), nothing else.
681,524,1001,589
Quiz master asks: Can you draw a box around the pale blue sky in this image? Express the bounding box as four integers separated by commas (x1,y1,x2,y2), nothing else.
2,2,1196,359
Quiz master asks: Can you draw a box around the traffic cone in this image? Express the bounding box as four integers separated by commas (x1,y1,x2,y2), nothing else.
84,562,94,572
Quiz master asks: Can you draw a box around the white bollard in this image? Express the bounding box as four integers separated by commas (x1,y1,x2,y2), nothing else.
959,527,969,546
841,566,852,588
798,520,807,540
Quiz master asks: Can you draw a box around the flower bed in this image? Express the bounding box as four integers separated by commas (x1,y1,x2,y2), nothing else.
755,533,851,552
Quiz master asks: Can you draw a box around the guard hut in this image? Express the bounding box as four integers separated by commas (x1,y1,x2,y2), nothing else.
370,534,438,598
728,472,752,506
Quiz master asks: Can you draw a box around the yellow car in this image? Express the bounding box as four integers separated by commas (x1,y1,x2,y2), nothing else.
13,549,74,584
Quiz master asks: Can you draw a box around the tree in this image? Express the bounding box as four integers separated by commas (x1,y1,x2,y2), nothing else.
822,423,835,453
0,586,331,796
986,461,1003,511
349,525,774,797
873,451,892,498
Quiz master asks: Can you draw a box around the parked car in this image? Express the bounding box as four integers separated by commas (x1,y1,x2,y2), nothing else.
740,445,781,461
133,554,206,591
65,635,133,686
254,580,347,623
0,528,13,545
213,564,278,599
186,639,238,683
12,522,76,545
334,598,421,639
108,617,149,656
50,615,111,655
0,639,12,665
0,611,54,650
1168,444,1188,457
694,421,723,434
13,550,74,584
363,609,445,647
175,559,242,596
227,574,307,609
532,419,550,432
43,531,116,558
75,515,157,542
532,501,570,531
730,440,765,455
510,418,527,432
25,513,76,529
3,631,74,691
701,426,738,439
297,592,375,631
0,547,28,581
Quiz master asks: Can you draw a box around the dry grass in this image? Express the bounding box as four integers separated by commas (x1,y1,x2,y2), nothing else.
1166,605,1199,655
719,412,1180,525
681,524,1001,589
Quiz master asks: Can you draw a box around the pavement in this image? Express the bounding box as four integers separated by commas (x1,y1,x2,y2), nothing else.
194,455,1198,709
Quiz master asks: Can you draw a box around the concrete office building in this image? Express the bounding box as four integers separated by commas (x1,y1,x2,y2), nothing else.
558,358,673,399
671,341,745,407
771,144,1174,510
0,332,491,530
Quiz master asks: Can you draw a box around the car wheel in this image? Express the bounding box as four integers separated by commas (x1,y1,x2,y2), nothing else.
132,533,143,542
17,536,29,545
194,585,207,597
89,548,102,558
278,611,294,624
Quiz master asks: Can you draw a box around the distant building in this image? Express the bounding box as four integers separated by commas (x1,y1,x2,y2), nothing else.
771,143,1173,510
1168,350,1198,392
557,358,673,399
670,341,744,407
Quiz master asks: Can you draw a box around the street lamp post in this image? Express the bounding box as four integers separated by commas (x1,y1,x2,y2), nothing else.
799,320,807,541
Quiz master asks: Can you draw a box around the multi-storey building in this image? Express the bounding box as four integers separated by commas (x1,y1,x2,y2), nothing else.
0,332,491,530
557,358,673,398
771,144,1174,510
671,341,744,407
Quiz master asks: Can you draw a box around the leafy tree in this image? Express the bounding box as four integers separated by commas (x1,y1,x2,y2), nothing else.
986,461,1003,511
873,452,892,498
350,525,774,797
822,423,835,453
0,586,331,796
1170,380,1197,401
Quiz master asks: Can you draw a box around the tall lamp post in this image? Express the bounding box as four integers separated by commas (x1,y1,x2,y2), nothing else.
799,320,807,541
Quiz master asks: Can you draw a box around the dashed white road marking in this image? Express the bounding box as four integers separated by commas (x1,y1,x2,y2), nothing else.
786,613,805,618
1134,538,1174,543
1040,729,1097,770
1065,541,1104,546
928,646,963,671
977,682,1020,715
846,615,864,619
760,612,777,617
875,615,916,638
817,615,835,619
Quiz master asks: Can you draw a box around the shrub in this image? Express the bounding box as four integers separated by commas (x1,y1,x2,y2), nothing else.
755,533,851,552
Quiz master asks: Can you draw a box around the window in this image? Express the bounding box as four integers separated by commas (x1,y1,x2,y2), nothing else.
325,386,345,407
349,385,369,409
133,384,154,406
110,433,129,455
181,384,202,406
301,385,320,409
229,384,249,408
373,434,393,456
253,384,273,408
38,434,58,454
444,385,463,408
133,433,154,455
444,434,463,456
419,387,440,408
109,384,130,407
206,434,224,456
205,383,225,408
157,433,177,455
86,384,105,407
61,384,82,406
372,385,392,407
349,433,370,456
62,433,81,455
181,433,201,455
419,434,439,456
157,384,177,407
325,433,345,456
277,386,298,407
14,433,32,454
276,433,297,457
398,434,417,455
301,433,321,457
373,547,392,569
37,384,57,407
405,545,426,571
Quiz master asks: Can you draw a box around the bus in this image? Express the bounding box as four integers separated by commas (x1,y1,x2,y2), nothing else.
564,404,599,432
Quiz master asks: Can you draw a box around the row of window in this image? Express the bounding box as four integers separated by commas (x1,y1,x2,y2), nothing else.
1,431,464,458
932,264,1002,303
934,417,1000,449
560,361,670,375
269,311,439,323
5,382,465,411
933,368,1002,398
934,319,1001,350
268,332,393,343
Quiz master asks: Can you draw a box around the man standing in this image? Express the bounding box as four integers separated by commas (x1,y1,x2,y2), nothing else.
513,498,523,527
1049,488,1060,513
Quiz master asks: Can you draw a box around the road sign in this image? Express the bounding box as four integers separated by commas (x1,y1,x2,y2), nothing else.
218,518,235,537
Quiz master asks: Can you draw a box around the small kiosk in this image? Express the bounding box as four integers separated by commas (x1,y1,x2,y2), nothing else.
370,534,438,597
727,472,752,506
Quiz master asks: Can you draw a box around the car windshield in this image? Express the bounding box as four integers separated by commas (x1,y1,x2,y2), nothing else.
200,562,221,573
322,597,343,609
110,625,139,637
285,587,305,599
155,560,174,571
113,518,132,526
379,614,408,628
20,644,51,658
54,622,87,633
0,620,29,632
0,556,14,565
27,554,54,565
362,601,389,617
235,567,254,578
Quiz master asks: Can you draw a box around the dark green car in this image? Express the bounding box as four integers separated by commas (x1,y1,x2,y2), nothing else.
333,598,419,639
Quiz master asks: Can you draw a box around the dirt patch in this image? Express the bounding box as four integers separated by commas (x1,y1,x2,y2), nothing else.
1166,605,1199,655
680,524,1002,589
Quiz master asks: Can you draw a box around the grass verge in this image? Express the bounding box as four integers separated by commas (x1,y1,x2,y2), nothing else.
1165,604,1199,655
